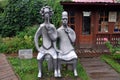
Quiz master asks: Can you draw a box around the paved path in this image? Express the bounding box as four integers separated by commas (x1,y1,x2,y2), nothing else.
80,57,120,80
0,54,19,80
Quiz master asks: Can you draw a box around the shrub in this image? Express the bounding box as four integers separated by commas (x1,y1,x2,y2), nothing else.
112,54,120,59
0,0,43,37
0,25,43,54
0,36,35,54
0,24,52,53
0,0,64,37
46,0,63,27
105,41,115,54
0,0,8,13
104,40,120,60
16,25,38,39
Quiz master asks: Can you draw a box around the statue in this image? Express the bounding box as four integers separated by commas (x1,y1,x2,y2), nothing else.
34,6,58,78
57,11,78,77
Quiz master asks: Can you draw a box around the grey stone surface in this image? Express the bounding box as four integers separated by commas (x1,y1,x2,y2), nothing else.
18,49,33,59
80,57,120,80
57,11,78,77
34,6,58,77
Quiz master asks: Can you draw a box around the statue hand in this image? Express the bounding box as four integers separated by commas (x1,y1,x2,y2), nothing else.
48,27,54,34
65,28,70,33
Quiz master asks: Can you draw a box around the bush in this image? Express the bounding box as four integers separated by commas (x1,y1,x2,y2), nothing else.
0,0,64,37
16,25,38,39
0,0,43,37
112,54,120,59
49,0,63,28
105,41,115,54
0,36,35,54
0,25,41,54
104,40,120,60
0,0,8,13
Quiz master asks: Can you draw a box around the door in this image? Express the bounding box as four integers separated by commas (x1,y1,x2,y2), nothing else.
79,11,93,48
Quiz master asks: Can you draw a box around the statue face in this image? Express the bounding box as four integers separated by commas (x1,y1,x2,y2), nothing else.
44,8,50,19
40,6,53,19
62,18,68,27
62,11,68,27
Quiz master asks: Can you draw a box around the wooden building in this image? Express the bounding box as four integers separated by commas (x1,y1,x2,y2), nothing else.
60,0,120,57
61,0,120,50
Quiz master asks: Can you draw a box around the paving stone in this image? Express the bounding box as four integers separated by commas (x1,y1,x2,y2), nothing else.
0,54,19,80
80,57,120,80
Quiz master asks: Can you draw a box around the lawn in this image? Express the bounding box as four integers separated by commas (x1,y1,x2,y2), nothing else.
8,57,89,80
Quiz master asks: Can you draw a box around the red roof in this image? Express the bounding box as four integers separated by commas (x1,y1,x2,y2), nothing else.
73,0,115,3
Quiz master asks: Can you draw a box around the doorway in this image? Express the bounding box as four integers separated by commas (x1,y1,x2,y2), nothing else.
79,11,93,48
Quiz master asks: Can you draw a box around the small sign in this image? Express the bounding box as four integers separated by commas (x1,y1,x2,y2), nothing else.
83,11,91,16
109,12,117,22
18,49,33,59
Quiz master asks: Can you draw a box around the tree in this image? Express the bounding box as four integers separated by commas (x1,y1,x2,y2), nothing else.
0,0,64,37
0,0,43,37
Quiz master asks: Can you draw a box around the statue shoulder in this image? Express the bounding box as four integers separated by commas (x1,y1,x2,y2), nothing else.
57,27,63,31
68,27,75,32
50,24,55,28
68,27,72,30
40,23,45,28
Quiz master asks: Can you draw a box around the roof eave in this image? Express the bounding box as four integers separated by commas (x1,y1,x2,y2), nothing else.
60,1,120,6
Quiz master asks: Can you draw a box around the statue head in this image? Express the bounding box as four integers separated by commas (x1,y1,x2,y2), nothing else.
40,6,54,19
62,11,68,27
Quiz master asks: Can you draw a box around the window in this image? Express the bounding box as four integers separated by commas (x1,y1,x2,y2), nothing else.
82,11,91,35
114,12,120,32
98,11,109,32
68,11,75,30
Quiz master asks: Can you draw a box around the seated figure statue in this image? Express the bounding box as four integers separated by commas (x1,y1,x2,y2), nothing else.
57,11,78,77
34,6,58,78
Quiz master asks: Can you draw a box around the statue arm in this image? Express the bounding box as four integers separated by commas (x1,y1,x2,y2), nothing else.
34,26,42,52
47,25,57,42
67,28,76,43
53,33,62,54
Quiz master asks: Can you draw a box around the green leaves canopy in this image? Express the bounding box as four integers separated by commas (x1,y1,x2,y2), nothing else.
0,0,63,37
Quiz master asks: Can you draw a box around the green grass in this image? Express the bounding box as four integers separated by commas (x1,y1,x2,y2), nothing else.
8,57,38,80
101,54,120,73
8,57,89,80
77,59,90,80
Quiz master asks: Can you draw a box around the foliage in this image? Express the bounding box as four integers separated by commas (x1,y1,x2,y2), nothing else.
101,55,120,73
105,41,120,54
0,0,64,37
0,0,8,13
105,41,115,54
61,0,72,1
112,54,120,59
8,57,38,80
16,25,38,39
0,0,43,37
8,57,89,80
77,60,90,80
0,36,35,54
0,25,41,53
46,0,63,28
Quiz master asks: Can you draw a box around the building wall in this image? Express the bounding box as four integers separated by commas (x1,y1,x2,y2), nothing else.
63,6,120,48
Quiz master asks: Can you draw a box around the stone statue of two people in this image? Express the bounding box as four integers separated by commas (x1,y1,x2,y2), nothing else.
34,6,78,78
